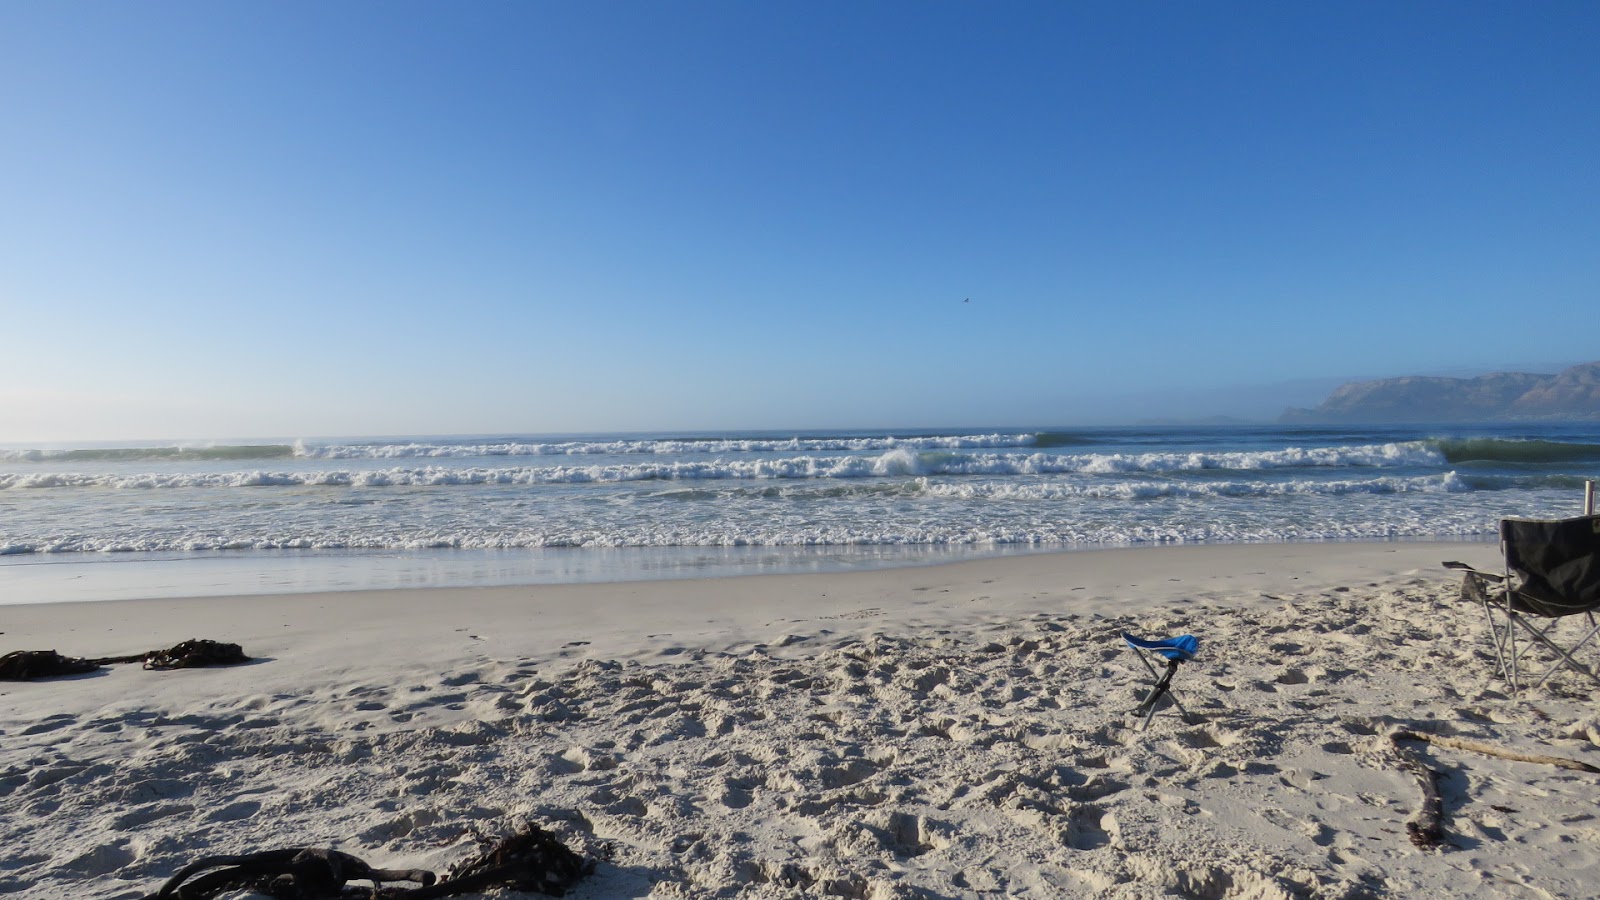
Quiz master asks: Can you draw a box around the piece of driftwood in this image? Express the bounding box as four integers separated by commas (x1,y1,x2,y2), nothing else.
1387,734,1445,848
143,823,592,899
1388,730,1600,849
1394,730,1600,774
1,639,251,680
0,650,102,680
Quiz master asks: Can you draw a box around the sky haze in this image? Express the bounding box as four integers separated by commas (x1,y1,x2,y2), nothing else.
2,2,1596,442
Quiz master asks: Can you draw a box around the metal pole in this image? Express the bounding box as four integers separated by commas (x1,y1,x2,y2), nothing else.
1587,480,1596,516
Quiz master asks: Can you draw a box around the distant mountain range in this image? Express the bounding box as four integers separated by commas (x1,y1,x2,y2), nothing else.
1280,361,1600,423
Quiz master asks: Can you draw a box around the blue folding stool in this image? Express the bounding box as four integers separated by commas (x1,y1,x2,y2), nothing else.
1122,633,1200,730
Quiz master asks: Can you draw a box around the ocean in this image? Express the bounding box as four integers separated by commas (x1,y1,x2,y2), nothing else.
3,423,1598,603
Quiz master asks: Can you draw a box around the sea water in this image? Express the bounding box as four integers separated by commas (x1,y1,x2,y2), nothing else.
3,424,1598,603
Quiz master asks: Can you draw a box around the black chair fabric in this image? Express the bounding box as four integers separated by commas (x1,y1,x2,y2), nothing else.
1501,515,1600,618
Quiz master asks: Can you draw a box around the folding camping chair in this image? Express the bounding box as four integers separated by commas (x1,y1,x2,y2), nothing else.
1445,514,1600,693
1122,632,1199,730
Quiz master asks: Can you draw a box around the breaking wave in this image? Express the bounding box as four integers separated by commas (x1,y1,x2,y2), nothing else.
293,434,1042,458
0,442,1447,489
0,444,297,463
912,473,1469,500
1436,438,1600,465
0,434,1043,463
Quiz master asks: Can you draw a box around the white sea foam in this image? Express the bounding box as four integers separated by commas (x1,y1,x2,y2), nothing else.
4,425,1585,576
0,443,1446,489
292,433,1041,459
0,501,1502,556
285,436,1440,469
1040,442,1443,474
913,472,1467,500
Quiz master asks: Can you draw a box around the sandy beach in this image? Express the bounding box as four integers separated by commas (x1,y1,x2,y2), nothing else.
7,541,1600,899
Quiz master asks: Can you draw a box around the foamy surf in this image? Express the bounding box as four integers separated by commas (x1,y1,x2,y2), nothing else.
1,425,1595,595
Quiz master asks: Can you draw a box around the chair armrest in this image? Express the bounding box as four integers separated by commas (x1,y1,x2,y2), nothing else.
1444,560,1505,583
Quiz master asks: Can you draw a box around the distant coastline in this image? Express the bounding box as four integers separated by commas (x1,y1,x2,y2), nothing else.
1281,361,1600,424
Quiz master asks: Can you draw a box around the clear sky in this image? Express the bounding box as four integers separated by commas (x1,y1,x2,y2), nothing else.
2,2,1596,442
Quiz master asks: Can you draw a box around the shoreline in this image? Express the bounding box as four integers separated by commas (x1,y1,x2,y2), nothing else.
12,539,1600,899
0,535,1500,607
3,541,1500,664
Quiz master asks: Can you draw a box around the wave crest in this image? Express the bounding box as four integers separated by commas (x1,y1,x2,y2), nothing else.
0,442,1450,489
1437,438,1600,465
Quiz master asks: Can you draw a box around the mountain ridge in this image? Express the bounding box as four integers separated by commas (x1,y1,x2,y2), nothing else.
1280,361,1600,423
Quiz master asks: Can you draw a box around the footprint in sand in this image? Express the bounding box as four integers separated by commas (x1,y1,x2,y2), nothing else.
1338,719,1378,737
871,810,952,857
111,803,193,830
1305,820,1337,847
551,746,621,775
359,807,446,842
1068,772,1131,802
20,714,76,736
55,842,135,878
716,779,758,810
809,748,878,788
204,800,260,823
1177,727,1239,750
1279,767,1328,791
1064,805,1119,850
587,787,647,818
439,670,484,687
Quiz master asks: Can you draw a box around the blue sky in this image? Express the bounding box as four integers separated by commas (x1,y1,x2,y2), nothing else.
1,2,1596,442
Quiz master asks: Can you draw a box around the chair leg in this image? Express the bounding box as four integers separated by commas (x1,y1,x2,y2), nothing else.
1467,560,1600,694
1130,646,1161,682
1133,658,1183,731
1140,694,1163,731
1523,616,1600,689
1471,574,1518,687
1481,595,1513,684
1501,563,1522,694
1505,605,1525,692
1491,560,1516,695
1164,682,1193,723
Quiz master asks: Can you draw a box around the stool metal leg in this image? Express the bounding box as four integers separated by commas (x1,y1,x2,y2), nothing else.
1133,656,1187,731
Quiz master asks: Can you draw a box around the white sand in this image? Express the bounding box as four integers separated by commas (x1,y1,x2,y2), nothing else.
6,541,1600,898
